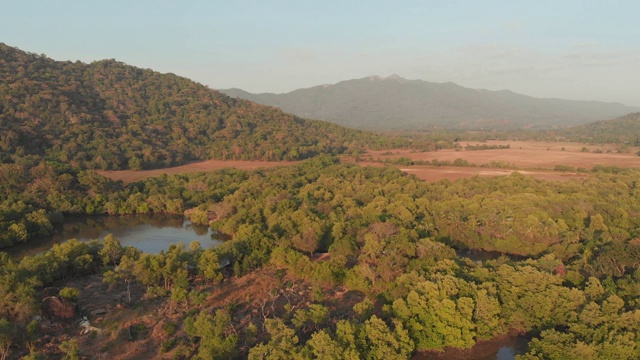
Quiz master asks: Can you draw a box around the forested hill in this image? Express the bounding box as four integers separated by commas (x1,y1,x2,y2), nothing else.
559,112,640,145
0,44,401,170
220,75,639,130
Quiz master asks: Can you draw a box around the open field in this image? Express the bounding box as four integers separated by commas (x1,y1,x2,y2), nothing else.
97,159,298,183
365,140,640,170
98,141,640,184
361,140,640,182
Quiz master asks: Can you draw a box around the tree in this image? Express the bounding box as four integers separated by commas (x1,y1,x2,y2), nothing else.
100,234,124,266
198,249,222,283
58,339,80,360
359,316,414,360
307,330,344,360
186,310,238,360
0,318,16,360
248,319,303,360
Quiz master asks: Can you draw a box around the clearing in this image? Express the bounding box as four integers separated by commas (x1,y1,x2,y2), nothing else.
98,160,297,183
98,141,640,184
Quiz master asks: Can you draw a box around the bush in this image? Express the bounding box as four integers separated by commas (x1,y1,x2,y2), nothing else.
554,165,575,172
59,287,80,300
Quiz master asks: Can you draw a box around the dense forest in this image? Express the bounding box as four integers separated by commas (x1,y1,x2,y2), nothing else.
0,44,407,170
2,158,640,359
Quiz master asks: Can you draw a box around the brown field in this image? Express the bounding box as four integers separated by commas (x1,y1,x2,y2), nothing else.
98,141,640,184
97,159,298,183
362,140,640,182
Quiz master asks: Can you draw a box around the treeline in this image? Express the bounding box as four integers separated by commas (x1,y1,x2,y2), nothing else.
556,112,640,146
0,43,407,170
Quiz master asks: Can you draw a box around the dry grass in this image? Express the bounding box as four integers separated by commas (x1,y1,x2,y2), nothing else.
363,140,640,182
98,160,298,183
97,141,640,184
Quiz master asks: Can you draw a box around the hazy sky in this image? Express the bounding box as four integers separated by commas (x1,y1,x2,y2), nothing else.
3,0,639,106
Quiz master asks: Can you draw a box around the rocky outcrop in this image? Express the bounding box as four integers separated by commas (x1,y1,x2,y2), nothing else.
42,296,77,322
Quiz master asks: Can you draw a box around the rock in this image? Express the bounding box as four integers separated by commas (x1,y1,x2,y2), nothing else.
42,296,77,322
78,316,101,334
90,309,109,317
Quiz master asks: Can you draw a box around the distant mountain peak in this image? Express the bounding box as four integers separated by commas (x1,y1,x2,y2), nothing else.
386,74,405,81
219,76,640,130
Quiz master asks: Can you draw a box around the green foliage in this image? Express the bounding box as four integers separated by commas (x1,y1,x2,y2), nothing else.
291,304,329,334
58,339,80,360
0,238,101,320
99,234,123,266
58,287,80,300
185,310,238,360
495,264,585,330
197,249,223,283
306,330,345,360
554,164,576,172
0,318,16,360
358,316,414,360
248,319,301,360
392,275,476,350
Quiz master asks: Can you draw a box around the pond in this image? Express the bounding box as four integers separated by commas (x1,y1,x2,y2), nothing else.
412,333,529,360
6,214,227,259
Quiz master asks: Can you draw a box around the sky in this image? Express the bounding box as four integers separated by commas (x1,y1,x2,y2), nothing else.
2,0,639,106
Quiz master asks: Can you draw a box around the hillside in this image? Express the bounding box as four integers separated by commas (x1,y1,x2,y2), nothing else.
0,44,400,170
220,75,639,130
559,112,640,145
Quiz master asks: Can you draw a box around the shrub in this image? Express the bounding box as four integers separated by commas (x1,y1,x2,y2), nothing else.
59,287,80,301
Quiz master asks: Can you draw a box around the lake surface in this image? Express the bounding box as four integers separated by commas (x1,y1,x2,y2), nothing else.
413,333,529,360
6,214,226,258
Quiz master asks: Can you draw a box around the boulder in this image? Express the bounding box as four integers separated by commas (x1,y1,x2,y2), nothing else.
42,296,76,322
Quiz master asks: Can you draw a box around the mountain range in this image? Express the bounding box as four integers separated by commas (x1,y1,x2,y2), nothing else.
220,75,639,130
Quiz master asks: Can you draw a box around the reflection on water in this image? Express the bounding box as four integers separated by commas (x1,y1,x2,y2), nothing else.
496,346,519,360
412,334,529,360
7,214,227,258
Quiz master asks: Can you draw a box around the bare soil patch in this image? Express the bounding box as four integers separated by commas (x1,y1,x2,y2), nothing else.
364,140,640,182
366,140,640,169
96,141,640,184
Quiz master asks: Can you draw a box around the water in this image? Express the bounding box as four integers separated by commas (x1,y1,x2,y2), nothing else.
412,333,529,360
6,214,227,259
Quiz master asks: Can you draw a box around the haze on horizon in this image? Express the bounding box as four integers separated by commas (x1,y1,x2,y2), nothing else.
3,0,639,107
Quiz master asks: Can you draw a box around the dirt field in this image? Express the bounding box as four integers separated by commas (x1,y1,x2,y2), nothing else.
361,140,640,182
97,141,640,184
366,140,640,170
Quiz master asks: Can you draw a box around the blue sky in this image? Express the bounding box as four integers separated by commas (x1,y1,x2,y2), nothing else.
3,0,639,106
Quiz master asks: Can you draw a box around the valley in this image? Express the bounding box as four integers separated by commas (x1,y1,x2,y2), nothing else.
2,42,640,360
